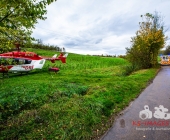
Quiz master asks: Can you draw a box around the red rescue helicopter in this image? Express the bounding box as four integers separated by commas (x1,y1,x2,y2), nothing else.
0,42,68,77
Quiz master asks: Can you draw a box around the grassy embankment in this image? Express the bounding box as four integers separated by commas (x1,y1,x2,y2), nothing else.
0,49,159,139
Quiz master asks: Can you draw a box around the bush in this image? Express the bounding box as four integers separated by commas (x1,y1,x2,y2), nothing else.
121,64,140,76
126,12,166,69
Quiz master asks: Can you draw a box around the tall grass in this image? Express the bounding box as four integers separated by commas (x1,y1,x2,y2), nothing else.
33,50,128,71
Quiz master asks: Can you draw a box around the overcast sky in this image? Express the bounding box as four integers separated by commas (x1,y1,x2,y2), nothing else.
32,0,170,55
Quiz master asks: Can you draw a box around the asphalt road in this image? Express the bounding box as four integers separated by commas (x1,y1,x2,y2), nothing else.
101,66,170,140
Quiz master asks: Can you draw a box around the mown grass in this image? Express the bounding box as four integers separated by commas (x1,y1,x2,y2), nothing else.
0,49,159,139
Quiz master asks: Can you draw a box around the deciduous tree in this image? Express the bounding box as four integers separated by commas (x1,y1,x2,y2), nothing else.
0,0,56,52
126,12,167,68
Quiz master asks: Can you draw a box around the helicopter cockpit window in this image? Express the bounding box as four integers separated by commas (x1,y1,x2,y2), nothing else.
19,59,25,64
11,59,31,65
25,59,32,64
0,58,32,65
12,58,19,65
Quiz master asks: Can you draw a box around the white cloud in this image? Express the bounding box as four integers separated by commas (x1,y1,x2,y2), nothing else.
32,0,170,55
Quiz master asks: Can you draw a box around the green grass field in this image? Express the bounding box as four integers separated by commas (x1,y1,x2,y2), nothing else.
0,49,159,139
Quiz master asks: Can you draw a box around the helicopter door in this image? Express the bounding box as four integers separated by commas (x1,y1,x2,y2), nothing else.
11,59,25,72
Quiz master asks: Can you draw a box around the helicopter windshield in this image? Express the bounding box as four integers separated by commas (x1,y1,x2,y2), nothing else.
12,58,32,65
0,57,32,65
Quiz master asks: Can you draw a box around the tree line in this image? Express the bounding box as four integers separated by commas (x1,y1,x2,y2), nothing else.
29,39,65,52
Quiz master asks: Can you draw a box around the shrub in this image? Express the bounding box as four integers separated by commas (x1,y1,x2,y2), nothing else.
121,64,140,76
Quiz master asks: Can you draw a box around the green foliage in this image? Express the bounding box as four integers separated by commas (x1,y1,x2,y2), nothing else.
121,64,140,76
126,12,167,68
0,0,57,52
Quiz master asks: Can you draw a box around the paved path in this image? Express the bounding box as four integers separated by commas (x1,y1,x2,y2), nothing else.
101,66,170,140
